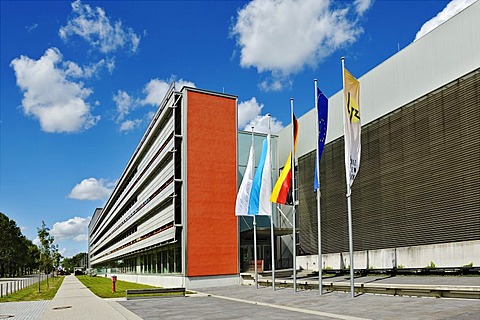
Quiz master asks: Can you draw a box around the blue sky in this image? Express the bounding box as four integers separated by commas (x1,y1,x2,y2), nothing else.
0,0,472,257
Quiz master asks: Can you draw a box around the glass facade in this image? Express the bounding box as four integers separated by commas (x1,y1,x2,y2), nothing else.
100,242,182,275
238,131,285,272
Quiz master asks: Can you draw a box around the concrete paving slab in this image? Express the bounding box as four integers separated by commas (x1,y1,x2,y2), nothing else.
0,300,49,320
119,284,480,320
40,275,141,320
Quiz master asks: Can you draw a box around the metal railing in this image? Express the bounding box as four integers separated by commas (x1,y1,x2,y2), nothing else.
0,274,49,298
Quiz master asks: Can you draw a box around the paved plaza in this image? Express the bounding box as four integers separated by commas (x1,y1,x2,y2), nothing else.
0,275,479,319
120,284,480,320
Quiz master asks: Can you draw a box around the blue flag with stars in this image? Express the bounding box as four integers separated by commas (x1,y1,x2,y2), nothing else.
314,87,328,191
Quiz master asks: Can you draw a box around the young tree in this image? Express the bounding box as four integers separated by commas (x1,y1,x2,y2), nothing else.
37,221,54,274
52,244,63,275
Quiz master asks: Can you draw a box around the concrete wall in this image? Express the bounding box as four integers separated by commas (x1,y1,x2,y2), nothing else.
108,273,184,288
107,273,239,289
297,240,480,270
184,275,240,289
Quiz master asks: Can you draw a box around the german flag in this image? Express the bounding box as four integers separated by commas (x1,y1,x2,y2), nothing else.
270,115,299,204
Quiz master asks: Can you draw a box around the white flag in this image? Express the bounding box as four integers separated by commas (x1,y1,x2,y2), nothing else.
343,68,361,189
235,145,255,215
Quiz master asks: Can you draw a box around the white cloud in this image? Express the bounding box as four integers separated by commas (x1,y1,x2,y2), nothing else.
246,114,284,134
64,57,114,79
32,236,41,247
238,98,283,134
25,23,38,33
141,78,196,107
59,0,140,54
10,48,100,133
73,234,88,242
414,0,476,41
119,119,142,132
59,247,68,256
146,111,156,121
112,77,195,132
106,58,116,73
68,177,113,200
354,0,373,16
258,77,292,92
231,0,370,77
140,79,171,107
238,97,263,129
113,90,134,121
50,216,91,241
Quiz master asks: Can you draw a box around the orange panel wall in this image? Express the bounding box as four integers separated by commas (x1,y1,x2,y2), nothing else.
186,90,238,277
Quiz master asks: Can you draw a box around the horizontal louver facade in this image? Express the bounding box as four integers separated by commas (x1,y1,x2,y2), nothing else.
298,69,480,255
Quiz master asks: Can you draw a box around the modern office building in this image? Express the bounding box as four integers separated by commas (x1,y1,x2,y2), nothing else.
88,86,239,288
89,1,479,288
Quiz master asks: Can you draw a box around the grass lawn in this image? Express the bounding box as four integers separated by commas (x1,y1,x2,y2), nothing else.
0,276,64,302
76,275,159,298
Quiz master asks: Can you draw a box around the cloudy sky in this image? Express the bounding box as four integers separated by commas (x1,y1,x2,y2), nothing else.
0,0,475,257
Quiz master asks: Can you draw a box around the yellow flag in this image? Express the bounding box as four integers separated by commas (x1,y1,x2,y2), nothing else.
343,68,361,188
344,69,360,124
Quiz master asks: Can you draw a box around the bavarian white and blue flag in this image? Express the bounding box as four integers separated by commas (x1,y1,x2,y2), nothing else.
249,133,272,216
235,144,255,216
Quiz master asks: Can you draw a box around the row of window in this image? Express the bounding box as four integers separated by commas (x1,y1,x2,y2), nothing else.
91,137,174,257
90,107,174,245
99,242,181,275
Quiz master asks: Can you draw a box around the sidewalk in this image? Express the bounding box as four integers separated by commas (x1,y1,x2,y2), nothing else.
40,275,141,320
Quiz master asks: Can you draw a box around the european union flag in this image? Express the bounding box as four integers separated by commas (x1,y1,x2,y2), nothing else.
314,87,328,191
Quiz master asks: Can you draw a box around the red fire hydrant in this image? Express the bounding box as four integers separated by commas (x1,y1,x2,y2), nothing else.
111,275,117,293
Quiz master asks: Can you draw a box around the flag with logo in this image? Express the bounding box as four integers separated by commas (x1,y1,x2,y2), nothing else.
343,68,361,188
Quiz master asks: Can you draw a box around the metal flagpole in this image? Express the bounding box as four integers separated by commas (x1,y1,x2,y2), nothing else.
341,57,355,298
347,187,354,297
290,98,297,292
251,126,258,290
254,215,258,289
268,115,276,291
314,79,323,296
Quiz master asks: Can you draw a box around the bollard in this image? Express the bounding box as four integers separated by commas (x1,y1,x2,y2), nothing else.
111,275,117,293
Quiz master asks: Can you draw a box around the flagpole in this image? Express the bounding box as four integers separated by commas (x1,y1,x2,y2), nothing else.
342,57,355,298
314,79,323,295
268,115,276,291
251,126,259,290
290,98,297,292
254,215,258,289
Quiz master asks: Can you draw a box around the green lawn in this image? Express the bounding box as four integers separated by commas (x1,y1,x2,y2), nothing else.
76,275,159,298
0,276,64,302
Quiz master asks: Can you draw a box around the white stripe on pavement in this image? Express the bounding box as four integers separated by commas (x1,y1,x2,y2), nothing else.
207,293,372,320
